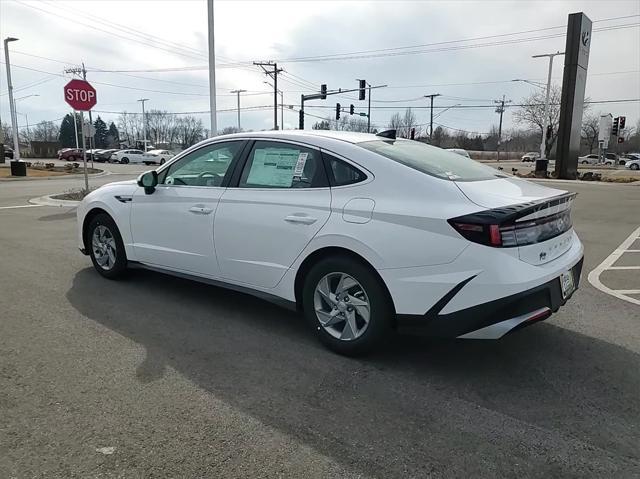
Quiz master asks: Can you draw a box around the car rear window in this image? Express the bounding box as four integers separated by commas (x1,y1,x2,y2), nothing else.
359,139,505,182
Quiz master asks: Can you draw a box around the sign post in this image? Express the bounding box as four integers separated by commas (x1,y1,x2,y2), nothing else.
64,79,97,191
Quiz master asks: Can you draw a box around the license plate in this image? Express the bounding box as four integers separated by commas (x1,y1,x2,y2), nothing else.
560,269,575,299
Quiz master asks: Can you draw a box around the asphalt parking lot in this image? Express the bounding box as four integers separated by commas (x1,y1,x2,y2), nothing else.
1,170,639,478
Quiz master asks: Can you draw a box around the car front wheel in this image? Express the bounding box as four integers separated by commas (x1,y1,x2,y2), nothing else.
88,213,127,279
302,256,393,355
631,163,639,170
160,158,165,164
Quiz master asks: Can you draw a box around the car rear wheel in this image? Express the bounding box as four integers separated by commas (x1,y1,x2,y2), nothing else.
302,255,393,355
581,160,588,164
88,213,127,279
68,156,75,162
631,163,639,170
121,157,129,164
160,158,165,164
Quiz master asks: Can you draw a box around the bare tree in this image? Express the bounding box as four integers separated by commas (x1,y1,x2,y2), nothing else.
117,112,141,146
31,121,60,142
146,110,176,146
174,116,204,148
581,114,599,153
221,126,241,135
513,85,563,158
388,109,420,138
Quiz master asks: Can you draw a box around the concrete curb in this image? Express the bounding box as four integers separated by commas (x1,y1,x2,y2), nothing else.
29,195,80,208
0,169,108,182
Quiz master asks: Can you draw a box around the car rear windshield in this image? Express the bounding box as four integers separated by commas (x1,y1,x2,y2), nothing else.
359,139,506,182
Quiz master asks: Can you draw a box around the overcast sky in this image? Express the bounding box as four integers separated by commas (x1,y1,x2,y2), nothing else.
1,0,639,136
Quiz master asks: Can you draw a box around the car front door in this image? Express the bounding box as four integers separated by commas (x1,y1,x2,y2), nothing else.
214,140,331,289
129,140,247,277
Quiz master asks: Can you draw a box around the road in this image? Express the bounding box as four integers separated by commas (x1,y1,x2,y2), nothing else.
1,170,639,478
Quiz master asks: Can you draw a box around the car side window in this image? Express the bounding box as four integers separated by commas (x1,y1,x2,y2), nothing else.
238,141,328,189
323,153,366,186
161,141,244,187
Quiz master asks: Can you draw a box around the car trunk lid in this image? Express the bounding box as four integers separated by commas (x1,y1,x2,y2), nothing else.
450,177,576,266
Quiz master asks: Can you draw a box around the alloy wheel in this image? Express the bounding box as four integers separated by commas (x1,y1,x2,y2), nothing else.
92,225,117,270
314,272,371,341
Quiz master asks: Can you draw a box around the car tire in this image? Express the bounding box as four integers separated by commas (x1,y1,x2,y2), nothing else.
302,255,393,356
581,161,588,164
605,161,612,166
87,213,127,279
160,158,165,164
68,156,75,162
121,157,129,164
631,163,639,170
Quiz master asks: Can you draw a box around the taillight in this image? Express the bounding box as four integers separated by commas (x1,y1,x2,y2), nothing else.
449,209,572,248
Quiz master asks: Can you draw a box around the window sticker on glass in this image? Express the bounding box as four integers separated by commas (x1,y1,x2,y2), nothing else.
293,152,308,178
246,148,300,187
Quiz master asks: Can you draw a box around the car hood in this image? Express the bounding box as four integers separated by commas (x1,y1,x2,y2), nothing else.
454,176,566,209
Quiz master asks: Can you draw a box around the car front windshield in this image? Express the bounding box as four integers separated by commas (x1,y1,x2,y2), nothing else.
359,139,506,182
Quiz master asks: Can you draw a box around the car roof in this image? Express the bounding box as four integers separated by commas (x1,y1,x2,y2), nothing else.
215,129,382,145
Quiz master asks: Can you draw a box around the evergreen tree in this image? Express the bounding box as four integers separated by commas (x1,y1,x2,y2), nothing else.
58,113,81,148
93,116,108,148
106,122,120,148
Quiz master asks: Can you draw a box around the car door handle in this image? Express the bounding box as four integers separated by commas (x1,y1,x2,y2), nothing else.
284,214,317,225
189,206,213,215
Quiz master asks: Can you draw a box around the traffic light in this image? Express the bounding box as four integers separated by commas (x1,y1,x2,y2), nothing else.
299,110,304,129
320,84,327,100
359,79,366,100
336,103,341,120
619,116,626,130
612,117,619,136
349,104,355,115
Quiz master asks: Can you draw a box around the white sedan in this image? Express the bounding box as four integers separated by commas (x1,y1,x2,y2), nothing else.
578,154,600,165
142,149,174,165
110,149,146,164
77,130,584,355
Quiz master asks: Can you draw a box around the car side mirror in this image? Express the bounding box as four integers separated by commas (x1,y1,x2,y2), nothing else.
137,170,158,194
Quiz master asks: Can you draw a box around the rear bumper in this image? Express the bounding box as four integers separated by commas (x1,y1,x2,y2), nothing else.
397,256,583,338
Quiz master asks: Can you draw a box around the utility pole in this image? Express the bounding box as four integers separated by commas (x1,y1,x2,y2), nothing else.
424,93,441,141
138,99,149,151
494,95,512,162
532,51,564,160
254,61,283,130
4,37,20,165
230,89,247,130
207,0,217,136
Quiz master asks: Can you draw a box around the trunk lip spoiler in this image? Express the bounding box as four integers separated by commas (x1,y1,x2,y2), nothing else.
450,192,577,225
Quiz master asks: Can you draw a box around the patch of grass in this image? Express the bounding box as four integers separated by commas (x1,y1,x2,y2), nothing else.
51,188,96,201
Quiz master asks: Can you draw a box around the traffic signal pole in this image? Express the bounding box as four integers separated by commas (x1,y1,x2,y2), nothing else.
424,93,441,141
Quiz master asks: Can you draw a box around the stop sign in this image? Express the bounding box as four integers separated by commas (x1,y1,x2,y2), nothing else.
64,79,97,111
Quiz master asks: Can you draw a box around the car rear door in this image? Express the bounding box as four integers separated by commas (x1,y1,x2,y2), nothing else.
214,139,331,288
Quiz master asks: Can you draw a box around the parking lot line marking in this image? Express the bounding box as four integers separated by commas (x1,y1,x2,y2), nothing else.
588,225,640,307
624,250,640,253
613,289,640,294
0,204,44,210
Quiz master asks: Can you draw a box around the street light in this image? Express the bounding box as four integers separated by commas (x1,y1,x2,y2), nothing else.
511,79,546,89
137,98,149,151
13,95,39,150
4,36,23,173
532,51,565,161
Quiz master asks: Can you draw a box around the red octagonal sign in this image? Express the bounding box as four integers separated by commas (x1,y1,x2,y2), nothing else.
64,79,97,111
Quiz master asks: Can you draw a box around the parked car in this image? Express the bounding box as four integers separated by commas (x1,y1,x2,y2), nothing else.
3,144,14,159
142,149,174,165
621,153,640,166
603,153,617,165
521,152,540,162
446,148,471,158
624,158,640,170
85,149,102,162
94,149,118,162
578,154,599,165
110,149,146,164
58,148,84,161
77,130,584,355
